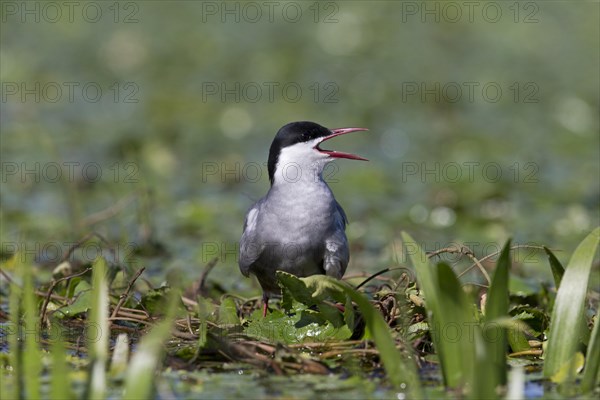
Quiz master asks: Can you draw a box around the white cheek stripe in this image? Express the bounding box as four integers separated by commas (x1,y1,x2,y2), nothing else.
275,140,330,184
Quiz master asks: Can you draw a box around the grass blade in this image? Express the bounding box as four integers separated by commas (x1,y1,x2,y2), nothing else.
506,365,525,400
544,246,565,288
51,335,73,399
7,255,22,400
401,232,466,388
434,263,480,396
122,288,179,400
543,227,600,379
22,259,41,400
581,312,600,392
327,278,422,398
483,239,511,387
110,334,130,378
88,257,109,400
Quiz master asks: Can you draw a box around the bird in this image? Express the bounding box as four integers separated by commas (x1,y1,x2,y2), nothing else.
239,121,368,317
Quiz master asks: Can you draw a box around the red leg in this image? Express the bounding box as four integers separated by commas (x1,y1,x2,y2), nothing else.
262,294,269,317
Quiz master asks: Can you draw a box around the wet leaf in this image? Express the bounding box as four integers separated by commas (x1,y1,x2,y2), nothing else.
55,280,92,318
218,297,240,325
245,308,352,344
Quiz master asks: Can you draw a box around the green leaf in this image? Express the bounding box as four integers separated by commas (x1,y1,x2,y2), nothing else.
434,263,479,396
277,271,346,308
507,326,531,354
483,239,511,386
87,257,109,400
51,336,73,400
544,246,565,288
140,287,171,314
22,260,41,400
109,334,130,379
7,255,21,400
551,352,584,383
55,280,92,318
301,274,347,304
123,289,179,400
543,227,600,380
402,232,466,388
581,314,600,392
244,308,352,344
327,278,422,397
510,306,549,337
218,297,240,325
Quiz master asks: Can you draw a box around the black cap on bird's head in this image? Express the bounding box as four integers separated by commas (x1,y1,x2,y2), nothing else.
267,121,368,185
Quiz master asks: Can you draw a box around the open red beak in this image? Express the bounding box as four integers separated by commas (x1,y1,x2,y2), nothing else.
314,127,369,161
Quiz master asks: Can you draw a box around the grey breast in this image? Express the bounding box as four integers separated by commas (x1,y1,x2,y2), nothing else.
239,181,349,295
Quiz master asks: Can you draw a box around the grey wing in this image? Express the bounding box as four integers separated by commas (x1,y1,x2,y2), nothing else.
323,201,350,279
335,200,348,228
239,201,262,277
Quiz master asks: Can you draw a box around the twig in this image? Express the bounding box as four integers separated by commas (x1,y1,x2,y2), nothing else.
287,340,365,349
181,296,198,308
108,317,154,326
344,272,396,283
40,267,92,328
320,348,380,358
171,329,198,340
355,267,409,290
35,291,67,302
110,267,145,321
115,310,150,320
457,245,548,279
462,281,490,288
428,245,491,285
509,349,543,357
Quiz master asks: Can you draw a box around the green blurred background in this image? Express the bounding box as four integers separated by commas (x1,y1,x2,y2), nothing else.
1,1,598,294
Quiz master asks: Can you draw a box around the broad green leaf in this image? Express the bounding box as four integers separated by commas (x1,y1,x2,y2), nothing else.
301,274,347,304
544,246,565,288
123,289,179,400
196,296,214,349
23,260,41,400
402,232,465,388
51,336,73,400
277,271,345,307
507,326,531,354
489,315,531,354
485,239,511,321
140,287,172,314
483,239,511,386
87,257,109,400
581,314,600,392
55,280,92,318
543,227,600,379
7,254,21,400
327,278,422,397
434,263,480,397
109,334,130,379
551,352,584,383
277,271,318,307
510,306,549,337
218,297,240,325
244,308,352,344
